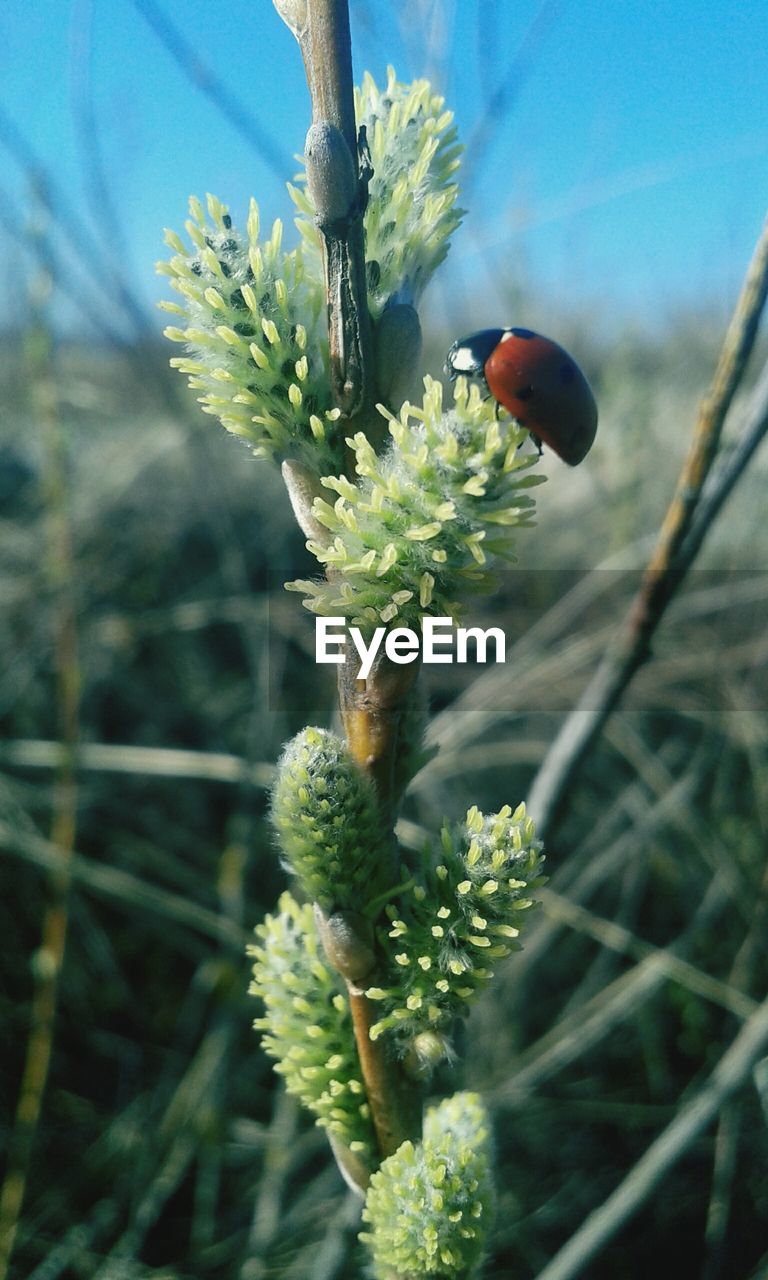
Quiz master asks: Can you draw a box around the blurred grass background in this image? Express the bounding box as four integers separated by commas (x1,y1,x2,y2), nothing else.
2,2,768,1278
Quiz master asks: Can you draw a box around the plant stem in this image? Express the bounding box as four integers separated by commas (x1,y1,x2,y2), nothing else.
346,983,415,1159
527,211,768,839
277,0,373,418
274,0,419,1174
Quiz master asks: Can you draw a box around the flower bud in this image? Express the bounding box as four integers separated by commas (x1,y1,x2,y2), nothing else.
304,122,359,227
361,1092,494,1278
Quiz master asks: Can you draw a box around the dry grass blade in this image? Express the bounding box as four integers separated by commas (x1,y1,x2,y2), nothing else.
0,280,81,1280
0,739,273,787
240,1091,300,1280
0,822,249,948
538,888,757,1021
532,994,768,1280
490,873,731,1106
527,213,768,838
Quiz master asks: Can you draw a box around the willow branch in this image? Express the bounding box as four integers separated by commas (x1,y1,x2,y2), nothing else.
274,0,417,1174
276,0,373,417
527,212,768,839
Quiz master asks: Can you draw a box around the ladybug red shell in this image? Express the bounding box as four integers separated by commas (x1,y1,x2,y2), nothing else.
445,327,598,465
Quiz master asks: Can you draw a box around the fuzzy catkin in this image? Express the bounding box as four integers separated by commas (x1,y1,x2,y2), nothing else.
160,71,467,477
366,804,545,1055
361,1091,494,1278
290,67,464,317
289,376,545,628
271,727,390,913
248,892,375,1160
158,193,343,471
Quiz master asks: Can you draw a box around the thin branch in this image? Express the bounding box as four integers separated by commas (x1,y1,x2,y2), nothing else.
527,213,768,838
0,101,152,338
462,0,564,194
274,0,417,1175
130,0,291,181
678,355,768,571
532,993,768,1280
282,0,374,418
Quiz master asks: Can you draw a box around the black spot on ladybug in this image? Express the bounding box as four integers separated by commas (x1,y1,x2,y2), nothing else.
222,213,232,229
515,385,535,401
510,327,537,340
560,362,576,385
234,322,256,337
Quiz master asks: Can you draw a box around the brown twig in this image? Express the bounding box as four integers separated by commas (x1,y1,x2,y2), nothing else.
276,0,373,418
527,212,768,839
274,0,417,1178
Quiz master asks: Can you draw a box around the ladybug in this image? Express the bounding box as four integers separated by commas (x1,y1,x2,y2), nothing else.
445,327,598,465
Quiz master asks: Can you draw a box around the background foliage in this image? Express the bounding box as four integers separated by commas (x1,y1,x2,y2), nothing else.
1,3,768,1278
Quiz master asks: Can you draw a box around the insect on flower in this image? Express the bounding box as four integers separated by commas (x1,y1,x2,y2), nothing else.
446,326,598,465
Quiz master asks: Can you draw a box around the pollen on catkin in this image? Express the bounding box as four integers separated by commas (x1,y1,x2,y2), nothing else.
360,1091,494,1278
248,892,375,1160
288,376,546,628
158,193,343,471
288,68,464,318
365,804,545,1056
271,727,391,913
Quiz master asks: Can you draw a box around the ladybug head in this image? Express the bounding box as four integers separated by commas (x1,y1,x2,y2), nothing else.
445,328,506,380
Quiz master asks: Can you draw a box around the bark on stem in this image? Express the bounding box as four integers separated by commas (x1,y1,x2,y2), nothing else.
277,0,373,417
527,212,768,839
274,0,419,1174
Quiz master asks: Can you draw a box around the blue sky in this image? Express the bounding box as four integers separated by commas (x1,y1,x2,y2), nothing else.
2,0,767,340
